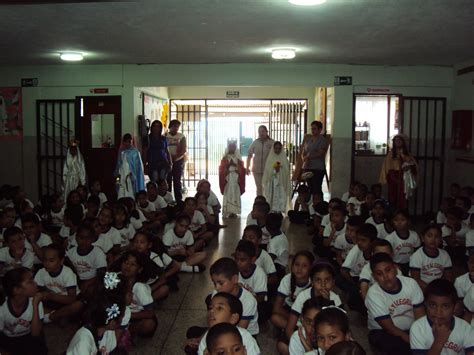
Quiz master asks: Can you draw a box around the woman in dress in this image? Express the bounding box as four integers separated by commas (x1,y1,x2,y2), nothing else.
62,140,86,201
115,134,145,199
262,141,291,213
379,134,417,209
142,120,172,182
219,140,245,218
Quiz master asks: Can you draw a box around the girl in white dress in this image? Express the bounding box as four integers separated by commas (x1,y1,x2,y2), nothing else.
219,140,245,218
62,140,86,201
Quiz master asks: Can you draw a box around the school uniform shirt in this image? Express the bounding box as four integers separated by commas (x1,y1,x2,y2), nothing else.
161,191,174,205
66,246,107,280
341,191,350,203
50,207,65,227
463,286,474,313
342,245,370,277
289,327,323,355
268,232,289,268
130,209,147,230
321,214,330,228
197,326,261,355
410,316,474,355
190,210,206,232
207,190,221,211
25,232,53,264
130,282,154,313
322,224,346,246
211,287,259,335
359,263,402,286
116,224,136,248
34,265,78,295
454,272,474,298
92,234,114,254
162,228,194,253
138,201,156,215
333,234,355,261
441,224,469,247
385,230,421,264
365,217,390,239
255,248,277,276
261,226,271,245
465,229,474,253
87,192,108,207
66,326,116,355
246,213,257,226
291,287,342,317
149,195,167,210
0,297,44,337
59,225,77,249
347,197,363,215
436,211,447,225
409,247,452,284
277,273,311,308
0,247,35,273
239,264,267,298
365,275,424,331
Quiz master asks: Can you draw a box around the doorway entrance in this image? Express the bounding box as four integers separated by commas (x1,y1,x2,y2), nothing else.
170,99,307,197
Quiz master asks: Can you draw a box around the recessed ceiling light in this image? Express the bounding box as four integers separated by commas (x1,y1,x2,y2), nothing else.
271,48,296,60
60,52,84,61
289,0,327,5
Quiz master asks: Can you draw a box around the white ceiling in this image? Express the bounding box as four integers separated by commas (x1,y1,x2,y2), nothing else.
1,0,473,66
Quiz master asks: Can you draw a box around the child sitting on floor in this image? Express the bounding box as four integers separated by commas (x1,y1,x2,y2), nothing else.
266,212,289,279
0,226,35,274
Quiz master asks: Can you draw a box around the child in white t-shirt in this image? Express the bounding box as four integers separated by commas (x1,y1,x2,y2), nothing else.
442,206,469,250
196,179,222,226
34,244,82,323
21,213,53,266
0,226,35,274
0,267,47,355
49,194,65,228
136,190,156,220
322,205,347,251
314,307,352,354
464,214,474,254
147,181,168,210
94,207,121,262
409,224,453,291
59,205,84,250
333,215,363,266
385,209,420,275
266,212,289,278
271,251,314,336
365,199,390,239
157,178,175,205
183,197,214,246
436,197,454,225
410,278,474,355
365,253,424,354
347,183,366,216
113,203,135,248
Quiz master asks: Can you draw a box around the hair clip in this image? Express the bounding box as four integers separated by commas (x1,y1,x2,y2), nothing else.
105,303,121,324
104,272,120,290
322,305,347,314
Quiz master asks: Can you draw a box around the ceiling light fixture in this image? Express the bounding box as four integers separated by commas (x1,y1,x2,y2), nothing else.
60,52,84,61
271,48,296,60
288,0,327,5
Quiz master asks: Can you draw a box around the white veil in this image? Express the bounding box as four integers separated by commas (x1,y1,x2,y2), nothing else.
262,146,291,210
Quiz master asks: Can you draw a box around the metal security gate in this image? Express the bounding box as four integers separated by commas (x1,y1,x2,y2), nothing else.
402,97,446,216
36,100,75,197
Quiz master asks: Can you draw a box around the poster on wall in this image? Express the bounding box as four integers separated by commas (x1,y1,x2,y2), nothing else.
0,87,22,140
143,93,168,129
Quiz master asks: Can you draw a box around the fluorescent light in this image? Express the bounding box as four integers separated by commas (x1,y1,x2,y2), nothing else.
271,48,296,60
289,0,327,5
60,52,84,61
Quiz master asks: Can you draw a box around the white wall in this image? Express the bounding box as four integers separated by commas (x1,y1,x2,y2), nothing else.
0,63,454,200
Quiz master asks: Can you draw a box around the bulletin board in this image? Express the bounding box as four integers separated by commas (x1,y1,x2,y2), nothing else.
0,87,22,140
142,93,168,128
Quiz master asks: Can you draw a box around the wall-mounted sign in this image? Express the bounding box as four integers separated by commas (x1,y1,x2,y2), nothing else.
21,78,38,87
90,88,109,94
226,90,240,98
334,76,352,86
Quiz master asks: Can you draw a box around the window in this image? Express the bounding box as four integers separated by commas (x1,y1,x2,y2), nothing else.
353,95,400,156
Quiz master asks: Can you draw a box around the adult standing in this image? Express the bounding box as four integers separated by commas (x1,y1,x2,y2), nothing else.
246,125,274,196
301,121,329,200
379,134,417,210
115,133,145,199
165,119,187,202
142,120,172,182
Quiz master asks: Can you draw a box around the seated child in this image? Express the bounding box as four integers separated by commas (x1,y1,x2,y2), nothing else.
456,196,472,225
88,179,107,207
325,341,366,355
385,209,420,275
0,207,17,247
242,225,278,293
196,192,217,232
246,196,266,226
34,244,83,323
183,197,214,245
0,226,34,274
360,191,376,221
341,181,358,203
288,185,311,225
59,204,83,249
196,179,222,226
333,215,363,267
113,203,135,249
371,183,385,202
320,198,344,231
66,224,107,299
48,194,65,229
147,181,168,211
84,195,100,219
314,307,352,354
442,206,469,248
282,297,330,355
266,212,289,278
322,205,347,251
21,213,53,267
0,267,47,355
454,253,474,315
196,292,260,355
235,240,267,303
338,223,377,312
157,178,175,205
271,250,314,332
118,197,147,230
209,257,259,335
365,199,391,240
410,278,474,354
347,183,366,216
286,262,342,339
136,190,157,221
409,224,453,291
359,239,402,300
131,231,180,301
248,201,271,245
204,322,247,355
365,253,425,355
162,213,207,273
436,197,454,225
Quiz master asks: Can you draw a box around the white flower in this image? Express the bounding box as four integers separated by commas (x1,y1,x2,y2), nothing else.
104,272,120,290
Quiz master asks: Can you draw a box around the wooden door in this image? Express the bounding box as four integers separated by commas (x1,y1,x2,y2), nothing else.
76,96,121,201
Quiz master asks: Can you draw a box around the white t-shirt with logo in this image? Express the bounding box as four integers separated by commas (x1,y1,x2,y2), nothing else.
239,265,267,297
162,228,194,253
277,273,311,308
34,265,78,295
385,230,421,264
66,246,107,280
0,298,44,337
409,247,452,284
342,245,370,277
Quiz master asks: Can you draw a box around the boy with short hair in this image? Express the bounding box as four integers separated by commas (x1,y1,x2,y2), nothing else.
147,181,168,211
410,279,474,354
322,205,347,249
21,212,53,266
0,226,34,274
266,212,289,278
288,185,311,224
235,240,267,303
183,197,214,245
334,215,363,266
442,207,469,249
366,253,425,354
59,204,83,249
205,323,247,355
0,207,16,247
249,201,271,245
196,292,260,355
84,195,100,219
209,257,259,335
454,253,474,308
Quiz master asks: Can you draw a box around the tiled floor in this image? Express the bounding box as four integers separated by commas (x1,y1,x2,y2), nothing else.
45,179,370,354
